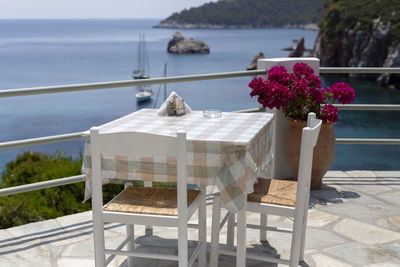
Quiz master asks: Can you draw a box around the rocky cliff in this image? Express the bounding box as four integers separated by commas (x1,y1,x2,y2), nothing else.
313,0,400,89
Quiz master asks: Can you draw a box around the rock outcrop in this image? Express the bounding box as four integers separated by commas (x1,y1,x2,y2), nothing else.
377,44,400,89
289,37,305,57
167,32,210,54
247,52,264,70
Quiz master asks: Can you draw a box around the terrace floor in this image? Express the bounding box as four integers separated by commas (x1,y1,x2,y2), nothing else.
0,170,399,267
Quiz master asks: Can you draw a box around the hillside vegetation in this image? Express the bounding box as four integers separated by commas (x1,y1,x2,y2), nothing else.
314,0,400,88
319,0,400,46
0,152,123,229
158,0,324,28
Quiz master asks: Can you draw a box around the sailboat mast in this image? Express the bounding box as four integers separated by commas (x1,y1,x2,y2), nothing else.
163,62,167,101
137,34,142,73
143,34,146,74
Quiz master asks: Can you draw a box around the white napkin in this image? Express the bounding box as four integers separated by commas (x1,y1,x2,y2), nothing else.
157,91,192,116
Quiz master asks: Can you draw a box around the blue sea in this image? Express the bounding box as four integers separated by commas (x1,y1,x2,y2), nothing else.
0,19,399,171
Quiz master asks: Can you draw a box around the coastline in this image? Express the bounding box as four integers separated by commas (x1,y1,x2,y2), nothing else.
154,22,319,31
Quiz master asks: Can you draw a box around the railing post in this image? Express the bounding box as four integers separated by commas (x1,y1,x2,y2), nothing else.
257,57,320,179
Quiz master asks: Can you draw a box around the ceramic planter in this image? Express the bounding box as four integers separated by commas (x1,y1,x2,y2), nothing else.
285,118,335,189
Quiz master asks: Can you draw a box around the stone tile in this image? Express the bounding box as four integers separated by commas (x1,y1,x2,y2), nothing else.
366,263,400,267
374,171,400,178
61,238,94,258
346,170,376,178
306,210,340,228
324,242,400,266
310,186,361,207
57,258,95,267
376,215,400,232
55,211,92,228
324,171,350,178
319,203,381,223
376,191,400,206
0,253,46,267
1,173,400,266
50,227,94,247
366,203,400,218
0,229,14,242
304,228,346,250
333,218,400,245
347,184,393,195
5,219,61,238
311,254,352,267
347,192,384,205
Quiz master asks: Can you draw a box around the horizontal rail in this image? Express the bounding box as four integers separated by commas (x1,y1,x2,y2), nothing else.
0,104,399,152
336,138,400,145
0,132,85,151
334,104,400,110
0,174,86,197
1,67,400,98
319,67,400,74
0,69,266,98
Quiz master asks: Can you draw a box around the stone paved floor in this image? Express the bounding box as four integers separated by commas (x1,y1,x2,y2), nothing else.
0,170,399,267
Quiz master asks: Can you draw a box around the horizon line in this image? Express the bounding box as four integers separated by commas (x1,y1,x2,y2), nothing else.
0,17,164,20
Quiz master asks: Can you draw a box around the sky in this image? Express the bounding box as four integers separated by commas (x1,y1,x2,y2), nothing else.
0,0,217,19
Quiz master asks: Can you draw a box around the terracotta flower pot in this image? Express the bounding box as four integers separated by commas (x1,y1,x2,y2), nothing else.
285,118,335,189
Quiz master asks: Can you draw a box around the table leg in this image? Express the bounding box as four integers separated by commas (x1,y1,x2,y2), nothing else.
236,200,247,267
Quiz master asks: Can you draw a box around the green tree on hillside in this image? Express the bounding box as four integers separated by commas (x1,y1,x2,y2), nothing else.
160,0,324,28
0,151,123,229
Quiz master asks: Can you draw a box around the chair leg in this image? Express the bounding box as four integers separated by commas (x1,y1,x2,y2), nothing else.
236,201,247,267
226,212,235,250
126,224,135,267
92,210,106,267
260,214,267,242
144,181,153,236
289,213,305,267
198,186,207,267
210,194,221,267
299,200,309,262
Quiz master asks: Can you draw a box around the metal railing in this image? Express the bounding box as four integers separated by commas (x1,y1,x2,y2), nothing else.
0,67,399,197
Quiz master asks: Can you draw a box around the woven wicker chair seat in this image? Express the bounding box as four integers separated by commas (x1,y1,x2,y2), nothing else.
103,187,200,216
247,179,297,207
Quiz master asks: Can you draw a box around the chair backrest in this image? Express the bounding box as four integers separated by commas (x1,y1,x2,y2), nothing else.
91,130,181,157
90,128,188,217
295,113,322,208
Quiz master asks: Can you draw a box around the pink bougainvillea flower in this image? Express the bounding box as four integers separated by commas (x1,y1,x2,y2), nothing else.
329,82,355,104
293,62,314,76
320,104,339,123
309,88,326,104
306,74,322,88
248,63,355,122
249,77,265,97
268,66,290,84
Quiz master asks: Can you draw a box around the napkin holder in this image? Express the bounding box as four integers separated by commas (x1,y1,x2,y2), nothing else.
167,95,186,116
158,91,191,116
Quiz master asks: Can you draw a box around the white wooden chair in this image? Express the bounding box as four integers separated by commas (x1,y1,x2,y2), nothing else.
90,128,207,267
210,113,322,267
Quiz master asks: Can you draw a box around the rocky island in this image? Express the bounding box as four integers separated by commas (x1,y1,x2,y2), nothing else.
167,32,210,54
314,0,400,89
155,0,323,30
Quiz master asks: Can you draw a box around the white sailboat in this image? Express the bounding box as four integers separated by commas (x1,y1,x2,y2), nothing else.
132,34,150,80
133,34,153,102
136,87,153,102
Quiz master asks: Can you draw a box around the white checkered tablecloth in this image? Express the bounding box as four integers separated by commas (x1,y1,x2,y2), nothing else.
83,109,274,212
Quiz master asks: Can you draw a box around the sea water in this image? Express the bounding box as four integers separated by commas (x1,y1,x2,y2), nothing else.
0,19,399,171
